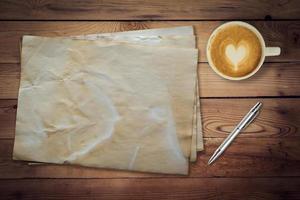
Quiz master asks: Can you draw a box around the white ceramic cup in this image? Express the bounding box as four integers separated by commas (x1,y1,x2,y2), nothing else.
206,21,281,80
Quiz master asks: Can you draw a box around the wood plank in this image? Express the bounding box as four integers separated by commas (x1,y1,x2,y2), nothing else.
0,100,16,139
1,99,299,139
1,132,299,178
0,0,300,20
1,62,300,99
199,63,300,98
0,178,299,200
0,21,299,63
0,64,19,99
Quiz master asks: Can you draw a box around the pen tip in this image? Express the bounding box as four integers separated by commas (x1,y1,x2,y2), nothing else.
208,158,214,165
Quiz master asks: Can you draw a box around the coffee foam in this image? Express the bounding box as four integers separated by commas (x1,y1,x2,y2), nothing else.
209,25,262,77
225,43,247,70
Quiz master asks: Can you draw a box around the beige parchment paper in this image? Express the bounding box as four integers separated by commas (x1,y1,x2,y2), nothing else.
74,27,203,160
24,26,204,161
14,36,198,174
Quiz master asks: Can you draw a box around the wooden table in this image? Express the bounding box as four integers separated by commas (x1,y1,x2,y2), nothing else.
0,1,299,199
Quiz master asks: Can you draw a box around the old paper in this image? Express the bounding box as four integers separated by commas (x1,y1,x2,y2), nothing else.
24,26,204,158
14,36,198,174
73,34,203,161
22,26,204,165
196,81,204,151
75,27,203,158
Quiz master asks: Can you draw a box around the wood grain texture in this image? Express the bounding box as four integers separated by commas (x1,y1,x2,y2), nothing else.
201,98,300,138
199,63,300,98
0,64,19,99
0,137,299,178
0,1,299,199
0,178,300,200
0,21,299,63
1,99,299,139
0,100,16,139
0,0,300,20
1,62,300,99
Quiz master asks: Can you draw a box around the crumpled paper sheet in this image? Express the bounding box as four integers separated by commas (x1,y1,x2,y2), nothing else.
23,26,204,163
21,35,199,161
73,27,203,161
14,36,198,175
17,26,203,167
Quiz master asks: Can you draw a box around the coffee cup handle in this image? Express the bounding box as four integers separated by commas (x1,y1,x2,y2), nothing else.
265,47,281,56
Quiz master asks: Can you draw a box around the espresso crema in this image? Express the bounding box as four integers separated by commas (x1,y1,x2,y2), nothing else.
209,25,262,77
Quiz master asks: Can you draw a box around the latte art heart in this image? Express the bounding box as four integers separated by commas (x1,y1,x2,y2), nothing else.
225,44,246,69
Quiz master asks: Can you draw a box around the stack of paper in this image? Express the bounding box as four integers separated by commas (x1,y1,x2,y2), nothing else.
13,26,203,175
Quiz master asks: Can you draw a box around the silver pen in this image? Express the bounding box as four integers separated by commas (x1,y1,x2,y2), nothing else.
208,102,263,165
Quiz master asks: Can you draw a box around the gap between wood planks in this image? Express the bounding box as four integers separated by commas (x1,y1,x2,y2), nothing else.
1,19,300,22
